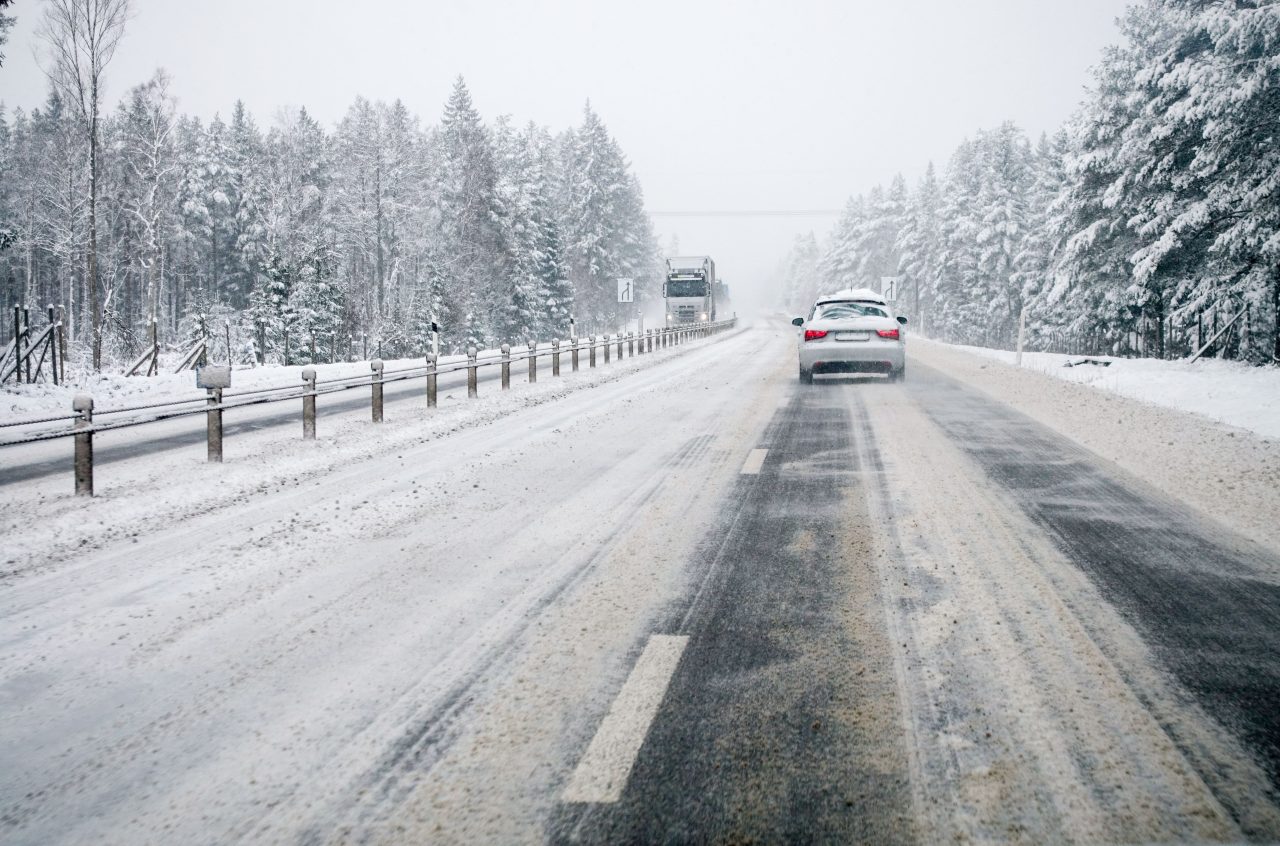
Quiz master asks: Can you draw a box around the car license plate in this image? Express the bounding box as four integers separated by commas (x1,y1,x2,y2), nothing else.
835,331,870,341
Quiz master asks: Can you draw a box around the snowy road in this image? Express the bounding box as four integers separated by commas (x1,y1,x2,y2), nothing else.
3,322,1280,843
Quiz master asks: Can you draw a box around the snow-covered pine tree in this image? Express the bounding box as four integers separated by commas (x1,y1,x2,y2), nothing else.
895,162,942,327
973,122,1034,345
819,194,867,293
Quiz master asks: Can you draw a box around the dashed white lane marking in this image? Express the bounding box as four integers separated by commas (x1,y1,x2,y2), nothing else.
740,448,768,475
562,634,689,804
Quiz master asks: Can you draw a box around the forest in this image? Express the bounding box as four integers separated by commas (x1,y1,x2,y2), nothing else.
0,53,660,370
782,0,1279,362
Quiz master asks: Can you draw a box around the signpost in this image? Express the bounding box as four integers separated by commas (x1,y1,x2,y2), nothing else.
617,278,634,304
196,366,231,463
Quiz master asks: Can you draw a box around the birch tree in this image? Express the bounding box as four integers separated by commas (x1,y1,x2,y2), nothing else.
36,0,132,370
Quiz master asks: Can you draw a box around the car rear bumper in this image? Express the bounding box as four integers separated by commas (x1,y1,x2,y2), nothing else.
799,340,905,374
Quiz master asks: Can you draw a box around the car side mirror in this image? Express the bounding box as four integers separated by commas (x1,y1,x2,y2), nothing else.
896,315,908,325
791,317,804,326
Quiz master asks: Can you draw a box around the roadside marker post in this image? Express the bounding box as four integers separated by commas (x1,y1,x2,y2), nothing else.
371,359,385,422
426,353,438,407
197,365,232,463
206,387,223,462
528,340,538,383
604,334,611,364
571,337,579,371
589,336,597,368
501,343,511,390
552,339,561,376
302,367,317,439
467,346,479,398
73,394,93,496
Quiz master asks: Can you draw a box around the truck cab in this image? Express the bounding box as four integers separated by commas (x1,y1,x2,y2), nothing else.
664,256,716,324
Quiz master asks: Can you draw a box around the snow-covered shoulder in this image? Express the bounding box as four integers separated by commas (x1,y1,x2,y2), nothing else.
918,338,1280,441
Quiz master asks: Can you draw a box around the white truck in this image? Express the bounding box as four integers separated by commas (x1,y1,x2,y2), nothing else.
664,256,716,324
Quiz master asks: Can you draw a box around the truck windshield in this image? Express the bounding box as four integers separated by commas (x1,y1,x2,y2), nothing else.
667,280,708,298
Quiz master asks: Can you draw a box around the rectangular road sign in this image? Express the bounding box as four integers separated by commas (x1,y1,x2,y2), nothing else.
617,278,634,304
880,276,900,301
196,365,232,389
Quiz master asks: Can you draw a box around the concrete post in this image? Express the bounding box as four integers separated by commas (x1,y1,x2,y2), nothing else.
552,339,561,376
467,346,478,398
206,387,223,463
501,343,511,390
73,394,93,496
571,337,580,371
589,336,597,368
603,334,611,364
528,340,537,382
302,367,317,439
371,359,384,422
426,353,438,408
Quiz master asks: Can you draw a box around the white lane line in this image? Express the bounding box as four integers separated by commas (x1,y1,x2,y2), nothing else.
562,634,689,804
740,448,768,475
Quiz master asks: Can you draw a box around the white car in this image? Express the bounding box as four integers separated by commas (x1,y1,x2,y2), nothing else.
792,289,908,384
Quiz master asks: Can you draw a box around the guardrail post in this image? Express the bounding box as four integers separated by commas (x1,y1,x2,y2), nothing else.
571,337,579,371
528,340,537,382
206,387,223,463
467,346,478,397
617,333,624,360
589,335,597,368
501,343,511,389
302,367,317,439
73,394,93,496
628,332,635,357
426,353,438,407
603,334,611,364
371,359,384,422
552,339,561,376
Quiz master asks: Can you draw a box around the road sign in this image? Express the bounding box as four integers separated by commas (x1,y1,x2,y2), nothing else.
196,365,232,389
880,276,900,301
617,278,634,304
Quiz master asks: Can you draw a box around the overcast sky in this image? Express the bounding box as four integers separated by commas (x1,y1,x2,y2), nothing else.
2,0,1130,304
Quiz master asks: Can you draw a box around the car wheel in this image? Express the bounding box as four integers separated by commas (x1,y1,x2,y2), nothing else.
896,366,906,383
799,365,813,385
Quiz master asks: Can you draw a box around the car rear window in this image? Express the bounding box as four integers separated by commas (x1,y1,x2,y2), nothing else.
813,302,888,320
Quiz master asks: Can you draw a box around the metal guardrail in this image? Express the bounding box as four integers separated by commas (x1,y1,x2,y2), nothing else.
1,320,738,496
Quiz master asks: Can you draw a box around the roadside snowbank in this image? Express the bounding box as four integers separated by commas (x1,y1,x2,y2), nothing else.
929,339,1280,440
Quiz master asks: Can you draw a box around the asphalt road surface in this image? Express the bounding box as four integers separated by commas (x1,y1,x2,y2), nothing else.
3,323,1279,843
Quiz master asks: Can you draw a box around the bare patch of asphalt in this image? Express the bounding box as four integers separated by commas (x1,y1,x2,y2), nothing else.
553,384,916,844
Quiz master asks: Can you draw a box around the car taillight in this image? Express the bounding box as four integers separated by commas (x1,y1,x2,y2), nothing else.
876,328,900,340
804,330,828,341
